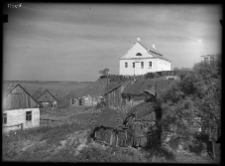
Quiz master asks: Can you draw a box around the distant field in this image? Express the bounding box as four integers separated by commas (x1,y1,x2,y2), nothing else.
40,107,101,128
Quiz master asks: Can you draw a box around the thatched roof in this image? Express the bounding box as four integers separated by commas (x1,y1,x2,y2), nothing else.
126,102,156,119
95,108,124,129
122,79,155,96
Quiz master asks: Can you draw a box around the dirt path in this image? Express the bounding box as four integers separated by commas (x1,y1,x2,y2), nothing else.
52,129,90,155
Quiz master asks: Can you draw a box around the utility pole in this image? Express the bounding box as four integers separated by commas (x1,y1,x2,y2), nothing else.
106,71,109,108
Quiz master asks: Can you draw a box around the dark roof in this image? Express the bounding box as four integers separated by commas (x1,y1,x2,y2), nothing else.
103,84,122,96
126,102,156,119
37,89,57,102
95,108,124,128
122,79,155,95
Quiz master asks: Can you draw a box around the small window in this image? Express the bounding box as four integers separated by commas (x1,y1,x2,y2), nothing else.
26,111,32,121
141,62,144,68
149,61,152,67
133,63,135,68
136,53,142,56
3,113,7,124
125,62,128,68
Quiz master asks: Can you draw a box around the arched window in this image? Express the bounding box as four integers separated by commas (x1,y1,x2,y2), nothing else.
136,53,142,56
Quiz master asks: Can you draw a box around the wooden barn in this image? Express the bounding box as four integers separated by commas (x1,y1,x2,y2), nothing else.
92,108,127,147
3,82,40,132
37,89,58,109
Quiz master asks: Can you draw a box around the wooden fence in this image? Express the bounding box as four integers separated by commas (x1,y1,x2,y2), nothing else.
3,123,24,132
40,118,66,127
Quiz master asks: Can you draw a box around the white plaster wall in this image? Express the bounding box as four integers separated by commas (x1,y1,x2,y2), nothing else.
120,58,162,76
3,108,40,132
157,59,171,71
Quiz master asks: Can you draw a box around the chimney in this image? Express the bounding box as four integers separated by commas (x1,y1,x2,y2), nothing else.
137,38,140,42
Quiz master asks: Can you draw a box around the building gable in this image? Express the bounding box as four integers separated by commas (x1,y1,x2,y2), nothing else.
3,83,40,110
37,90,57,102
121,42,155,60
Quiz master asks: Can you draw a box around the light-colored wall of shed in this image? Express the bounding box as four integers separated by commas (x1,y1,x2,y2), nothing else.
3,108,40,132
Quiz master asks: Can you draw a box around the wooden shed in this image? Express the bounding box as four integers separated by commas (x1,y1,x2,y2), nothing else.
92,108,127,147
37,89,58,109
3,82,40,132
123,101,160,148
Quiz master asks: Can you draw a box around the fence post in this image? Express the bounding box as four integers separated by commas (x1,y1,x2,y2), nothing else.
21,123,23,130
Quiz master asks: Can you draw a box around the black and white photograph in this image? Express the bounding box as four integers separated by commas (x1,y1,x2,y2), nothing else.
3,3,222,163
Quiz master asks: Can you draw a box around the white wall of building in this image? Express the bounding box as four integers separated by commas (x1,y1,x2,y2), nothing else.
120,58,160,75
3,108,40,132
120,58,171,76
157,59,171,71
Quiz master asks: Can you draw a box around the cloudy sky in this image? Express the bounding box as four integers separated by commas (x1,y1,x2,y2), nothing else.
3,3,222,81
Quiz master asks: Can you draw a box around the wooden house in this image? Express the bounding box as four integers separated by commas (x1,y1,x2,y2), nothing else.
3,82,40,132
37,89,58,109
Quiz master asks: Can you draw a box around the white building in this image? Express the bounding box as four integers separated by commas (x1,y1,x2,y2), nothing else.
120,38,171,76
2,82,40,132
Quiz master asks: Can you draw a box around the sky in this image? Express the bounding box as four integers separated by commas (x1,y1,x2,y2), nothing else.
3,3,222,81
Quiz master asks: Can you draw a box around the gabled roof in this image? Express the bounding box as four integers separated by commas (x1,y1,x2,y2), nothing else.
3,82,40,110
121,40,171,62
37,89,57,102
3,82,18,96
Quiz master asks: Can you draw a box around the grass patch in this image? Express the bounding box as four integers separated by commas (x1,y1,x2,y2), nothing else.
2,121,83,161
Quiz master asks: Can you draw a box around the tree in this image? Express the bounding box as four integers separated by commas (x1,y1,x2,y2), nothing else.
157,55,221,154
99,68,109,76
